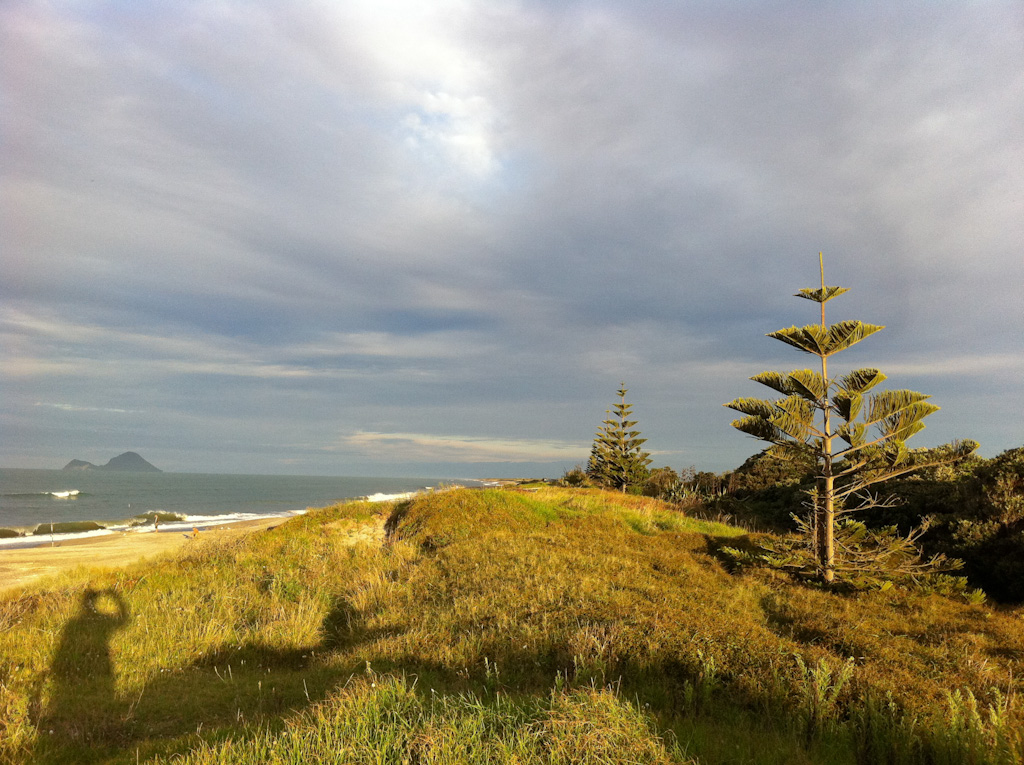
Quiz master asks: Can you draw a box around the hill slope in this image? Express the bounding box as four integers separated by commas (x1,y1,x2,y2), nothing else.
1,487,1021,764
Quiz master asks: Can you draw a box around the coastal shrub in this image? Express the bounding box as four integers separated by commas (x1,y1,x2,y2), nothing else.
976,447,1024,523
846,447,1024,603
935,449,1024,602
730,449,813,527
728,446,816,494
0,528,21,538
722,446,1024,603
642,466,681,498
31,521,105,535
560,465,590,487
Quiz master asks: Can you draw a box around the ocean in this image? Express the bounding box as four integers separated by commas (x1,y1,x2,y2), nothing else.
0,469,480,549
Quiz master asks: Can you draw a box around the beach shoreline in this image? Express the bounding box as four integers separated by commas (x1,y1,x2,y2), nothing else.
0,515,289,596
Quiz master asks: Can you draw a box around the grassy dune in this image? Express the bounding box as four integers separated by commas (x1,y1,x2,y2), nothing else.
1,487,1022,764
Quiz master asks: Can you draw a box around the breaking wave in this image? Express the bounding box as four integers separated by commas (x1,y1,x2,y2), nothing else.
0,509,309,549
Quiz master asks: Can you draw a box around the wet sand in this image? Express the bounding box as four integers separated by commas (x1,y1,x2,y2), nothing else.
0,516,287,596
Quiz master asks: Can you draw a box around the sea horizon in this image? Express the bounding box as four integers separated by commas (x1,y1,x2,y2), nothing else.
0,469,485,548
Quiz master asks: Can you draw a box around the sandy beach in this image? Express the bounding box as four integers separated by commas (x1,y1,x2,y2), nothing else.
0,516,288,596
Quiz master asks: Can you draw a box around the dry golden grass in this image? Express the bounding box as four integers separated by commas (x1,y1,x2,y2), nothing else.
0,487,1021,764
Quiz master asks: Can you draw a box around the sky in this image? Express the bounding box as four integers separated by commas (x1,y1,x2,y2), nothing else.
2,0,1022,478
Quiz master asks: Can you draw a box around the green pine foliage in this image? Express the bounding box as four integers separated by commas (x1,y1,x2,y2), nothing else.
587,385,652,492
725,254,978,585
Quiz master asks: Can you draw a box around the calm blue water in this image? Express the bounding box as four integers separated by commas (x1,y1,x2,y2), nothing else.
0,469,476,543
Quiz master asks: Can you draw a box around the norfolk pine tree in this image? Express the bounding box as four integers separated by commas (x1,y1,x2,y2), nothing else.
725,255,977,584
588,385,652,492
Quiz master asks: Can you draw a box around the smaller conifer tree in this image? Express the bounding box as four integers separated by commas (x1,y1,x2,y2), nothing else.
588,385,652,492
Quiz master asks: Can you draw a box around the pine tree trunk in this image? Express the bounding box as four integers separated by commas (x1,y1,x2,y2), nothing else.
821,473,835,583
818,265,835,584
819,387,836,583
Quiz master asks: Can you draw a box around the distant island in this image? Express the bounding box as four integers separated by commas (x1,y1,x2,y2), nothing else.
62,451,162,472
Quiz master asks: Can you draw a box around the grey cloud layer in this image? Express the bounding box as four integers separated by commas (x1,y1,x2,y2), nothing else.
2,0,1021,474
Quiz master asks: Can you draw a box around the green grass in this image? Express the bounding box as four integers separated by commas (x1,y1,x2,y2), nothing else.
1,488,1022,764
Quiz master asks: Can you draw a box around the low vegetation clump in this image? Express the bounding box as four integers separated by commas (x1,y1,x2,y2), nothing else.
1,488,1022,764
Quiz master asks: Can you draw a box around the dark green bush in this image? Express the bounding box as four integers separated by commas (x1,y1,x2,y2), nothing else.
714,446,1024,601
641,467,680,498
938,448,1024,602
846,448,1024,602
975,447,1024,524
727,446,815,494
560,465,590,487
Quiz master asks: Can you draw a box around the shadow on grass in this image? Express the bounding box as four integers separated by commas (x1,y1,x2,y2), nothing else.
34,592,410,763
36,588,708,762
29,578,941,765
43,588,129,749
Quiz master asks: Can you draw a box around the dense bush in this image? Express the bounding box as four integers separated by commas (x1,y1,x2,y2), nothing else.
692,446,1023,601
560,465,591,487
701,448,816,531
745,447,1024,603
641,466,681,498
727,446,816,494
926,448,1024,602
975,447,1024,523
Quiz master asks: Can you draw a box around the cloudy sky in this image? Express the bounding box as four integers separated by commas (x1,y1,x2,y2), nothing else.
2,0,1022,477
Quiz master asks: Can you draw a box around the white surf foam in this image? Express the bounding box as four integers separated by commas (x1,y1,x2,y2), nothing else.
0,509,310,550
0,527,115,549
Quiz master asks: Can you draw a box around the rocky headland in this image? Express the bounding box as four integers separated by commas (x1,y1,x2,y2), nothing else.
62,451,162,472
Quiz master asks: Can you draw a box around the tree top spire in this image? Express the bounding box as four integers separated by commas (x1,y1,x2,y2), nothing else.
794,254,849,304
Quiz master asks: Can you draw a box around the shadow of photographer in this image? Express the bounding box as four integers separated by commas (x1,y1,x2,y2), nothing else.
37,588,400,759
45,588,129,745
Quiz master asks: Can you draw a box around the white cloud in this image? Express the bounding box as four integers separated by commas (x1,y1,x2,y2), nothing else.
882,353,1024,378
34,402,141,414
0,308,480,384
291,330,491,360
333,431,590,463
